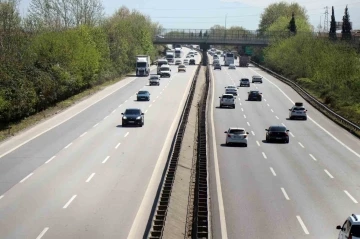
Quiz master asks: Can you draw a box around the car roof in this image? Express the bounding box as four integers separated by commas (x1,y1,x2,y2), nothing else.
269,125,287,130
240,78,249,80
138,90,149,93
349,214,360,224
252,75,262,78
161,65,170,67
125,108,141,111
250,90,259,93
226,85,236,88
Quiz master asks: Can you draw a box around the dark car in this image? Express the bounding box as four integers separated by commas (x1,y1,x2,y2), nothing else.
122,108,144,127
189,59,196,65
137,91,150,101
214,63,222,70
265,126,290,143
248,91,262,101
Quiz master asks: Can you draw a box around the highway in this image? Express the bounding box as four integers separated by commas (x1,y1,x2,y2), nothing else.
0,47,200,239
208,54,360,238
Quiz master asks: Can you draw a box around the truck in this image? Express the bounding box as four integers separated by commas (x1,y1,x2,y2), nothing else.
239,56,250,67
174,48,182,58
136,55,150,76
157,59,168,74
224,52,235,66
166,50,175,63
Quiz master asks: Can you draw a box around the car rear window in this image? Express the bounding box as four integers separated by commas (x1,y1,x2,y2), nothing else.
241,79,249,82
138,91,148,94
350,225,360,236
125,109,140,115
269,126,286,131
222,95,233,99
294,107,305,110
229,129,245,134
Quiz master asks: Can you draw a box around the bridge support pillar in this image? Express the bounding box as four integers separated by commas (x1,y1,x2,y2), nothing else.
200,43,210,66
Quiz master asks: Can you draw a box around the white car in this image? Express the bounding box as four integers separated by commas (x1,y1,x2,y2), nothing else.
225,85,237,90
219,94,236,108
224,128,249,146
183,59,189,64
228,64,236,69
240,78,250,87
159,65,171,78
213,59,220,65
289,102,307,120
252,75,263,83
337,214,360,239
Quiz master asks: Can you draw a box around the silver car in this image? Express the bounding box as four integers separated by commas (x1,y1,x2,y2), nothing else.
224,128,249,146
289,102,307,120
228,64,236,69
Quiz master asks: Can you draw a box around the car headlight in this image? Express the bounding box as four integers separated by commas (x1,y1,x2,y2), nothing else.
136,116,141,120
122,116,127,120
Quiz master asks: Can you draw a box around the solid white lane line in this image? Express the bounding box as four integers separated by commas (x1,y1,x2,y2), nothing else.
281,123,286,127
241,108,244,111
244,115,246,118
124,132,129,138
296,216,310,234
93,123,99,128
102,156,110,164
270,167,276,176
20,173,33,183
247,122,250,126
344,190,358,203
118,104,122,108
290,132,295,137
45,156,56,164
145,110,148,113
104,116,109,120
298,142,305,148
267,103,270,106
63,195,77,209
275,116,279,119
86,173,96,183
36,227,49,239
309,154,317,161
271,109,274,112
256,141,260,146
115,143,121,149
153,100,156,103
80,132,87,137
262,152,267,159
64,142,73,149
281,188,290,200
149,104,152,108
239,102,242,105
324,169,334,179
251,131,255,135
264,99,267,101
125,100,128,103
249,68,360,159
112,109,116,113
0,195,4,200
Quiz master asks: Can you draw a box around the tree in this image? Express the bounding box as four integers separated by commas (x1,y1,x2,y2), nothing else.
259,1,308,32
204,30,208,37
341,5,352,40
329,6,337,40
288,12,297,34
199,30,202,37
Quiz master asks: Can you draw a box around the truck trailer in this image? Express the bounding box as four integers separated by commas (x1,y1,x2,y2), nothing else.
239,56,250,67
166,50,175,63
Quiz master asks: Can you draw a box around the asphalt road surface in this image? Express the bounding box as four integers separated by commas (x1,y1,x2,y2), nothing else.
0,47,200,239
208,54,360,239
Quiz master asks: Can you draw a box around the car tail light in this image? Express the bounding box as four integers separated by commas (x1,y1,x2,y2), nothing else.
243,135,247,138
292,110,296,112
227,134,232,138
304,110,307,112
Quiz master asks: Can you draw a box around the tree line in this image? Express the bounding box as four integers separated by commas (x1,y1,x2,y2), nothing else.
0,0,163,128
254,2,360,124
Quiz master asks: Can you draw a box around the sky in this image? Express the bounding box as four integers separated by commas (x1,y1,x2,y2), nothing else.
18,0,360,31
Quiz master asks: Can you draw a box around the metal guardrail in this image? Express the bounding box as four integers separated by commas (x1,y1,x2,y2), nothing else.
251,61,360,135
191,64,210,238
147,54,202,239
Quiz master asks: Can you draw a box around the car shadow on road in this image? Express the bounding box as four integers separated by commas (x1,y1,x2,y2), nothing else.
215,106,234,109
261,140,287,144
220,143,247,147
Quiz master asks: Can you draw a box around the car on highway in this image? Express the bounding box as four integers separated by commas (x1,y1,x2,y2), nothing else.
213,59,220,65
239,78,250,87
289,102,307,120
136,90,150,101
252,75,263,83
122,108,144,127
189,59,196,65
224,128,249,147
219,94,236,108
175,59,182,65
228,64,236,69
214,63,222,70
159,64,171,78
183,59,189,65
194,51,198,55
336,214,360,239
186,55,191,58
178,64,186,72
213,55,219,60
225,88,238,96
247,90,262,101
265,125,290,143
149,74,160,86
225,85,238,90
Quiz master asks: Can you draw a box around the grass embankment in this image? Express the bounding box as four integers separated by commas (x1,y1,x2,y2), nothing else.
262,34,360,133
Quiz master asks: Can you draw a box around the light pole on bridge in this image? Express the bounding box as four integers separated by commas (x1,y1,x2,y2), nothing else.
225,14,227,39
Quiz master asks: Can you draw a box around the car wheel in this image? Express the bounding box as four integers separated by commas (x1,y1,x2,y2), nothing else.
232,104,235,109
289,116,293,120
122,122,126,127
220,104,223,108
304,117,307,120
244,144,247,147
285,139,289,143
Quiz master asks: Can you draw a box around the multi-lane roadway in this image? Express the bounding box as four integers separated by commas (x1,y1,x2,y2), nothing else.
0,48,200,239
209,55,360,238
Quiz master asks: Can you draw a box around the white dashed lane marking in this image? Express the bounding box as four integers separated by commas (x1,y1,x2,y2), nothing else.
45,156,56,164
298,142,305,148
102,156,110,164
270,167,276,176
256,141,260,146
296,216,310,234
344,190,358,203
86,173,96,183
309,154,317,161
80,132,87,137
64,142,73,149
36,227,49,239
262,152,267,159
281,188,290,200
324,169,334,179
63,195,77,209
20,173,33,183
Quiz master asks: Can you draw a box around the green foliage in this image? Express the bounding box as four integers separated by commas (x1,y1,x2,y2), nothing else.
329,6,337,40
264,34,360,124
341,5,352,40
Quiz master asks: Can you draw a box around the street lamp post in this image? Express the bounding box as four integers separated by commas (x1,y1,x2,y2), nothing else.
225,14,227,40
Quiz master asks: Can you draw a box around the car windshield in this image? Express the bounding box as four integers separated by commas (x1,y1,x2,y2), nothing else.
161,67,170,71
250,91,259,94
227,86,236,88
158,61,167,67
222,95,233,99
125,109,140,115
138,91,148,94
229,129,245,134
269,126,286,132
226,89,236,92
179,65,185,68
136,62,147,67
350,225,360,236
150,76,159,79
241,79,249,82
253,76,261,79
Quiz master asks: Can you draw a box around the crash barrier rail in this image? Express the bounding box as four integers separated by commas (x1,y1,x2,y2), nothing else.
147,53,202,239
251,61,360,136
191,64,210,238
